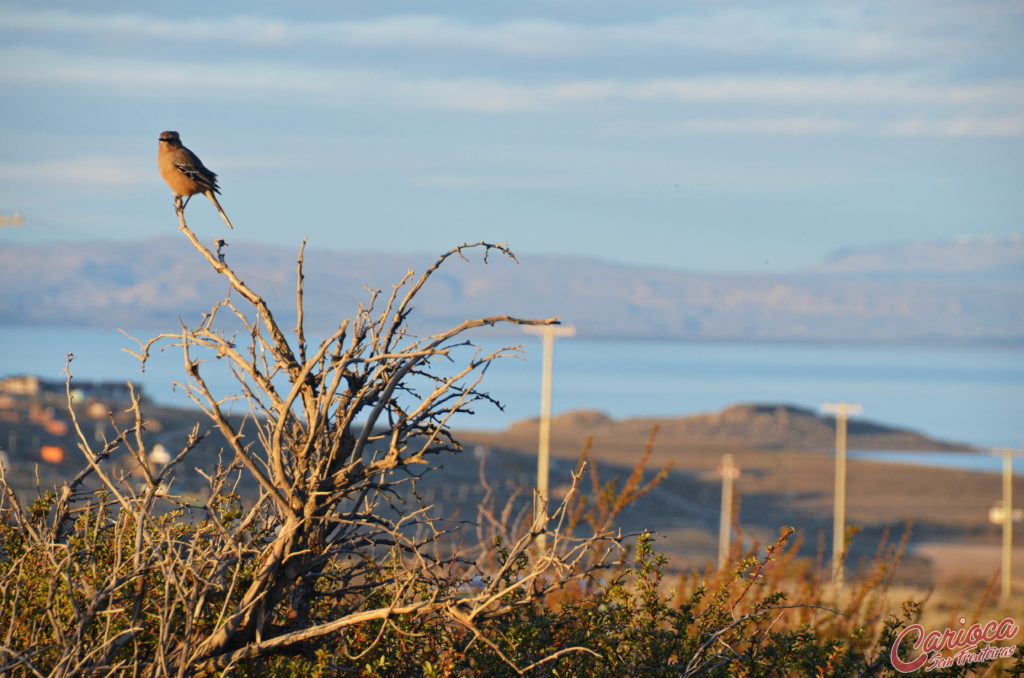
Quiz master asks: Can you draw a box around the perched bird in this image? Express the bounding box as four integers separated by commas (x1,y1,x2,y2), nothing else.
157,131,233,230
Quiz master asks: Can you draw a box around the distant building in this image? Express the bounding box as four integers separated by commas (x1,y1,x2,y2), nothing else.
149,443,171,465
0,375,140,404
86,402,109,419
39,445,64,464
0,375,43,396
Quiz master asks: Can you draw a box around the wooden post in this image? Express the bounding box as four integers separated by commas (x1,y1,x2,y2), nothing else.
524,325,575,551
719,454,740,569
822,402,862,587
1001,448,1014,602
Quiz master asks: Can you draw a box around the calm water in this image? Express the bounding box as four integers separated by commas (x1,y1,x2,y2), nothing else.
850,451,1024,475
1,326,1022,450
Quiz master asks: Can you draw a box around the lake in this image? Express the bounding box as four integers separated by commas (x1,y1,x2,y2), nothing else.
850,451,1024,475
1,326,1022,450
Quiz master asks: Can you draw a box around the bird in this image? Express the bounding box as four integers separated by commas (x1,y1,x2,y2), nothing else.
157,131,233,230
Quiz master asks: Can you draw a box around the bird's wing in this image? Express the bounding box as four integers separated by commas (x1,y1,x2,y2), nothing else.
174,148,221,194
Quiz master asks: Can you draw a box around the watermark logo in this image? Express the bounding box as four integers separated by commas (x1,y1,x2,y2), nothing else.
890,617,1020,673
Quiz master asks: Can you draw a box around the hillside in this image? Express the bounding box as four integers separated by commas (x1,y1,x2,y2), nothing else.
477,402,970,454
1,235,1021,344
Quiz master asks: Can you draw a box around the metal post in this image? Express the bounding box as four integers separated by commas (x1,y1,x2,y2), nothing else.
537,327,554,542
719,454,739,569
524,325,576,551
834,408,847,587
822,402,862,588
1002,448,1014,602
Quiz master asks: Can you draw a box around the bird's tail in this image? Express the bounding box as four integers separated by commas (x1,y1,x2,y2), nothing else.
204,190,234,230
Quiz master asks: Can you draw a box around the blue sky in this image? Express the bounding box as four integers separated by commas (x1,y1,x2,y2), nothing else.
0,1,1022,271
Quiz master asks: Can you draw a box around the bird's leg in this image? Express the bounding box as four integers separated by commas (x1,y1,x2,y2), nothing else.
182,195,193,209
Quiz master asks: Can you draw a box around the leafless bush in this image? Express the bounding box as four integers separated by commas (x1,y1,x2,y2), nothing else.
0,204,624,676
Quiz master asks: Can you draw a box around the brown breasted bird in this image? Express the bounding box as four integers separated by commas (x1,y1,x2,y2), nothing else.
157,131,234,230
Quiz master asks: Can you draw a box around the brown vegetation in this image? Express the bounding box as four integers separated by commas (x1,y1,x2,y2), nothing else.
0,206,1021,675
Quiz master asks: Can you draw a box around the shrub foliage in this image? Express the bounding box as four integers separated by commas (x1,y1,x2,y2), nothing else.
1,206,1019,676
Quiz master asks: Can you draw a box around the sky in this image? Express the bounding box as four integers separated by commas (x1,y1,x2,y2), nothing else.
0,1,1022,271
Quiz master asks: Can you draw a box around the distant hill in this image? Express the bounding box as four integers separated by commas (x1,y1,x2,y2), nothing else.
501,403,971,452
1,235,1021,344
814,235,1024,275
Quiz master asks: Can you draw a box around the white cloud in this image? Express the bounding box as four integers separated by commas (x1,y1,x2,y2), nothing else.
0,3,1019,64
602,118,855,137
882,117,1024,138
0,9,591,57
0,157,149,187
620,77,1024,106
408,172,581,190
1,47,1021,116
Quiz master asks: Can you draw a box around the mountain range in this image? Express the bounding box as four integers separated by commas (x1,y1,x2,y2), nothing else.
1,235,1021,344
